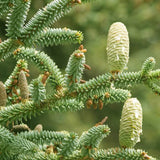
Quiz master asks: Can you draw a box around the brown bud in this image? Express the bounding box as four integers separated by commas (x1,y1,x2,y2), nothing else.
25,73,30,77
12,79,18,85
141,152,151,159
74,52,84,58
84,64,91,70
93,103,97,109
80,79,86,83
13,48,21,55
42,72,50,85
105,92,110,98
94,95,98,99
79,45,87,52
8,92,12,97
46,145,54,154
86,99,93,109
12,87,18,95
23,69,29,73
79,45,84,50
98,99,104,110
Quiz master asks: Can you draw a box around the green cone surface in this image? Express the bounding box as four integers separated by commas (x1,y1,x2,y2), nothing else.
106,22,129,73
119,98,142,148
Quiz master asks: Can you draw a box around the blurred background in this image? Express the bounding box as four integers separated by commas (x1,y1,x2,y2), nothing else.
0,0,160,157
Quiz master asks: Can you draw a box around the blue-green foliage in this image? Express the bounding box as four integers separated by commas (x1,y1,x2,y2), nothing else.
0,0,159,159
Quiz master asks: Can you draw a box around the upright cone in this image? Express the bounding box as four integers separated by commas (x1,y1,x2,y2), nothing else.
119,98,142,148
0,81,7,106
18,70,29,101
106,22,129,73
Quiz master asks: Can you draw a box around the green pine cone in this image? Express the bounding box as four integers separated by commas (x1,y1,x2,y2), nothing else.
106,22,129,73
0,81,7,106
119,98,142,148
18,70,29,101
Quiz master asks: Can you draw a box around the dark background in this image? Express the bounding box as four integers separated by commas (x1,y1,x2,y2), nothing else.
0,0,160,157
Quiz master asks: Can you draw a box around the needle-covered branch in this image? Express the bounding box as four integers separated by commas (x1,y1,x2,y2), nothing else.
6,0,31,38
0,0,14,16
92,148,156,160
20,0,79,46
0,97,85,125
79,125,110,157
17,130,70,146
4,59,28,104
0,125,40,160
65,47,86,92
34,28,83,47
0,39,18,61
0,0,159,159
29,76,46,104
13,47,65,90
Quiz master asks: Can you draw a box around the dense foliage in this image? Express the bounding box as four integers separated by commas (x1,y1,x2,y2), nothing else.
0,0,159,159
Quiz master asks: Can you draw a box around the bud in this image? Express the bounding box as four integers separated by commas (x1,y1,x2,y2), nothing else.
0,81,7,106
18,71,29,100
34,124,43,132
119,98,142,148
106,22,129,73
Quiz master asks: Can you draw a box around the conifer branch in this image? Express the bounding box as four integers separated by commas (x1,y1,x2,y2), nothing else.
0,0,159,159
113,71,143,88
17,152,58,160
13,47,65,90
20,0,96,46
65,48,86,92
17,130,70,146
141,57,156,76
75,73,112,100
58,132,79,157
146,81,160,95
35,28,83,47
149,69,160,80
50,98,85,112
6,0,31,38
92,148,156,160
79,125,110,157
4,59,28,104
0,39,18,61
0,0,14,16
20,0,72,46
0,98,84,125
103,88,131,104
29,77,46,104
0,125,40,159
0,101,40,125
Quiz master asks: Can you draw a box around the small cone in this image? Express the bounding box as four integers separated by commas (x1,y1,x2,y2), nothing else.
18,71,29,101
0,81,7,106
34,124,43,132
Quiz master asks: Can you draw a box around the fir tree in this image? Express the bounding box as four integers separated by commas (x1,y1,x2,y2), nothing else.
0,0,159,159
